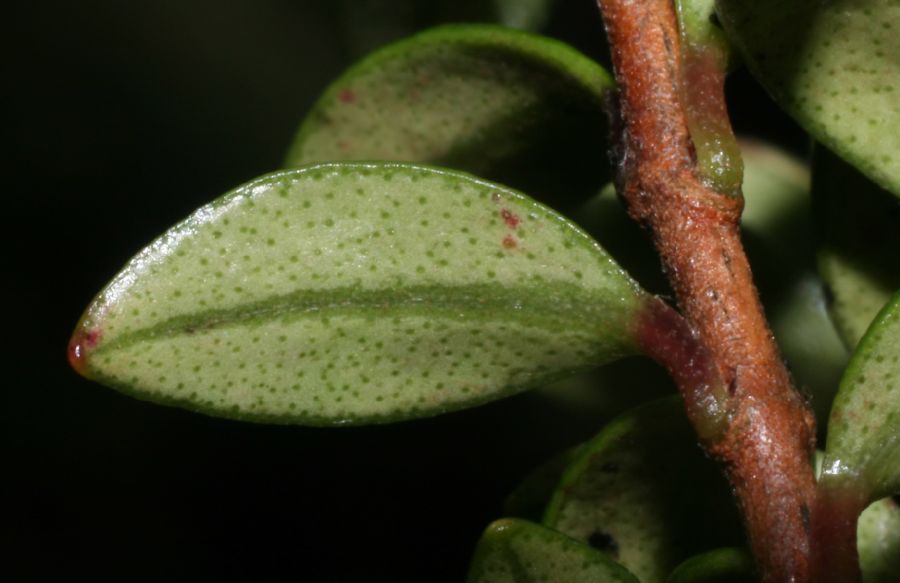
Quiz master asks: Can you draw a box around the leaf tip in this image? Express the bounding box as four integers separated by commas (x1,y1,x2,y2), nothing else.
67,325,101,378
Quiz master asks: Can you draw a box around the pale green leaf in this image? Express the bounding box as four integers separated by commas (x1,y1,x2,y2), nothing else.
665,548,754,583
716,0,900,195
823,291,900,500
70,163,645,425
813,146,900,348
285,24,613,206
542,397,742,583
858,497,900,583
466,518,640,583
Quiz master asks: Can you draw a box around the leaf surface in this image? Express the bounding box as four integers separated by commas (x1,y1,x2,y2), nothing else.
716,0,900,195
542,397,742,583
285,24,613,207
823,291,900,500
858,497,900,582
813,146,900,348
70,163,645,425
466,518,639,583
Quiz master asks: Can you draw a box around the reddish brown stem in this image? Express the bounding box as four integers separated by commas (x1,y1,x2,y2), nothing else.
809,480,865,583
596,1,818,581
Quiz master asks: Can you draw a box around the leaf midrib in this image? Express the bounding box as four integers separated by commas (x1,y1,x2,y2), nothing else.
94,282,638,357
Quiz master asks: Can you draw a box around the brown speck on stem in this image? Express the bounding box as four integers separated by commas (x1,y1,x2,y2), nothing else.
596,0,818,581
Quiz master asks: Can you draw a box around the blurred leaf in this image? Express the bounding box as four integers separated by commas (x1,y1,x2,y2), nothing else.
665,548,755,583
285,24,613,209
543,397,742,582
467,518,639,583
503,447,580,521
823,291,900,501
716,0,900,196
858,497,900,582
70,163,647,425
813,146,900,348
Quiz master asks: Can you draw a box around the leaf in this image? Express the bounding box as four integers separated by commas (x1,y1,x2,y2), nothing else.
813,145,900,348
69,163,646,425
284,24,614,208
492,0,557,31
715,0,900,196
858,497,900,583
823,291,900,501
502,447,580,521
542,397,742,583
466,518,640,583
665,548,755,583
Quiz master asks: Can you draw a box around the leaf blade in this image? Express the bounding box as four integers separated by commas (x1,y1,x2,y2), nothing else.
823,291,900,500
715,0,900,196
70,163,646,425
285,24,614,206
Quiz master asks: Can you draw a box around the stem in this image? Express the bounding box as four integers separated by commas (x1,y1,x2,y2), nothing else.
809,478,866,583
596,1,818,581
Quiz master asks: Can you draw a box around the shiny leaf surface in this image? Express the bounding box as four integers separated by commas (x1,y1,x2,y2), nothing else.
70,163,645,425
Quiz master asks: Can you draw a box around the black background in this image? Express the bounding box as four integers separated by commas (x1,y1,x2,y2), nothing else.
7,1,805,581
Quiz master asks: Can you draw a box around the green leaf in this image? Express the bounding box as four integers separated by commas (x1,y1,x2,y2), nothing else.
858,497,900,583
665,548,754,583
69,163,646,425
715,0,900,196
542,397,742,583
813,146,900,348
823,291,900,501
285,24,614,208
466,518,640,583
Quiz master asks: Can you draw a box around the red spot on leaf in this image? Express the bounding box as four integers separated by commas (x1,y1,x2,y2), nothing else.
502,235,517,249
500,208,520,229
68,327,101,377
338,88,356,103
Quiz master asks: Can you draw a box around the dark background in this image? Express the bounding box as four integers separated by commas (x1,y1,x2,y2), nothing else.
6,1,805,581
